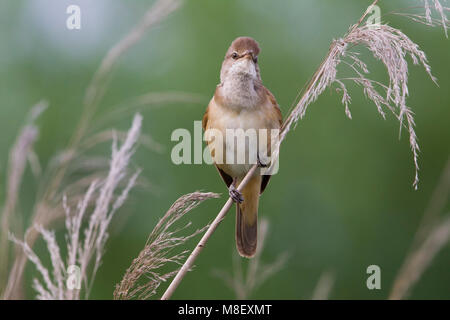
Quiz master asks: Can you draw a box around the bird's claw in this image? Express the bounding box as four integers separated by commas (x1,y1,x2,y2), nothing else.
229,185,244,203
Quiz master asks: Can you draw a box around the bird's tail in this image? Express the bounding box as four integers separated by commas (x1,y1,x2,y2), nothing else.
236,175,261,258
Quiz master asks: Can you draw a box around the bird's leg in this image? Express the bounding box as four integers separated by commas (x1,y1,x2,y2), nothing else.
229,178,244,203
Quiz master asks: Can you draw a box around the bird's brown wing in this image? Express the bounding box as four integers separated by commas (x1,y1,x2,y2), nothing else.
203,100,233,188
215,165,233,188
260,87,283,194
264,87,283,127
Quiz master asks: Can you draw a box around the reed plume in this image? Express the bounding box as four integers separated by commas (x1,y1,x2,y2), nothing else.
9,114,142,300
114,192,219,300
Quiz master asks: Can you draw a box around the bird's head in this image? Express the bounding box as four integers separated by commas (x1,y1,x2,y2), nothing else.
220,37,261,83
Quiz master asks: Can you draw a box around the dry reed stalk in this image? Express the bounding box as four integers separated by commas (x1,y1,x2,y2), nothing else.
0,101,47,291
311,271,335,300
8,114,142,300
73,0,183,148
389,215,450,299
114,192,219,300
411,157,450,248
389,157,450,300
161,0,449,300
3,0,183,299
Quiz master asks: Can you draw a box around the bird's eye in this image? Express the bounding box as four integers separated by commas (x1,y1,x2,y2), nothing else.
253,56,258,63
231,52,238,59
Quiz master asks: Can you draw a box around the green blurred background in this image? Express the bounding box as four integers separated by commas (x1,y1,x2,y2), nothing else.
1,0,449,299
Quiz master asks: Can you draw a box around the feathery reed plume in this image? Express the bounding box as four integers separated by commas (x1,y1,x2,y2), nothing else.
213,219,288,299
162,0,449,299
389,158,450,300
279,0,450,189
0,101,47,291
3,0,183,299
114,192,219,300
421,0,449,36
7,114,142,300
391,1,450,36
311,271,335,300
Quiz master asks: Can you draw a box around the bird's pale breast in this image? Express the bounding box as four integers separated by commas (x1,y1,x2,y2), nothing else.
205,96,280,178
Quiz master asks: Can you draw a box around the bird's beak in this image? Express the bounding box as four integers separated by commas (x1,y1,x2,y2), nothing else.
243,51,254,61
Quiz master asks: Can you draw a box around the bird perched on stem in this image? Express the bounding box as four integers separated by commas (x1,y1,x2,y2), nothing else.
202,37,282,258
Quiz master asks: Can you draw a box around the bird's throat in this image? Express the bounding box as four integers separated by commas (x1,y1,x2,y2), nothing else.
220,75,261,110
